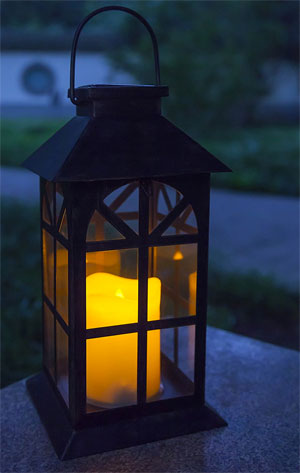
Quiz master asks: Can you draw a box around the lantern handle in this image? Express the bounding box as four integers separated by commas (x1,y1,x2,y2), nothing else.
69,5,161,104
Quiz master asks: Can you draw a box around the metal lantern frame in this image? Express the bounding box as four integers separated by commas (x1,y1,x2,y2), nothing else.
24,6,230,460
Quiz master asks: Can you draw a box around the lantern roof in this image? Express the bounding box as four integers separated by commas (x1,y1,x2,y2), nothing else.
22,106,231,182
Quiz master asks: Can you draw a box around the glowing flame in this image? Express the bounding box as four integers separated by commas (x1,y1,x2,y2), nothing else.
173,250,184,261
115,288,125,298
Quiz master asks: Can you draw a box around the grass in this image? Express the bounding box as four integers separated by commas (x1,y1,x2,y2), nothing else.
207,267,299,350
1,200,41,388
202,126,299,197
1,120,299,196
1,199,298,388
1,119,67,168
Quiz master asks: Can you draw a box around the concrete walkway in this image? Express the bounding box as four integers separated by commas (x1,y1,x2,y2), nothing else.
1,166,299,290
210,188,299,290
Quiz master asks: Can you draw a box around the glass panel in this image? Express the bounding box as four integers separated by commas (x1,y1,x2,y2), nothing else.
147,326,195,402
45,182,54,223
147,328,162,401
42,195,51,225
162,205,197,236
86,249,121,278
104,182,139,234
189,271,197,315
56,242,68,324
148,244,197,320
55,184,64,224
56,321,69,405
157,182,182,212
42,230,54,304
86,249,138,329
149,182,183,232
86,210,125,241
86,333,137,409
59,209,68,239
43,303,54,379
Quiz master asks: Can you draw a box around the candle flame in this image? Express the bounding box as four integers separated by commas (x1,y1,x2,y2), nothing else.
173,250,184,261
115,288,125,298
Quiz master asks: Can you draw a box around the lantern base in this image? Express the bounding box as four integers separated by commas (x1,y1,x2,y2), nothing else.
27,372,227,461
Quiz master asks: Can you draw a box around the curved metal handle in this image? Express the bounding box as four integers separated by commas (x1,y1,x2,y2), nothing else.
69,5,161,104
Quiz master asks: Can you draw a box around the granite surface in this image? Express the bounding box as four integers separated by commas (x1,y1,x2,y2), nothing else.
1,327,299,473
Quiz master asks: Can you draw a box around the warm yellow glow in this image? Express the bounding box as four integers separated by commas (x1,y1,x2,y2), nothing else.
115,288,124,298
189,271,197,314
86,251,120,276
188,271,197,361
173,250,184,261
86,272,161,407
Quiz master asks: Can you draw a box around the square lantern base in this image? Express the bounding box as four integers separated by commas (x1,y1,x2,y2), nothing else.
27,372,227,461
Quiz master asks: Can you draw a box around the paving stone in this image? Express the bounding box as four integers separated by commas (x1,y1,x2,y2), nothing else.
1,328,299,472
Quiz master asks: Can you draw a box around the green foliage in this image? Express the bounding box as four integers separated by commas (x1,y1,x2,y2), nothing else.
107,1,299,130
1,1,88,30
1,200,42,387
1,200,298,387
205,126,299,196
208,267,299,350
1,120,66,167
1,0,129,35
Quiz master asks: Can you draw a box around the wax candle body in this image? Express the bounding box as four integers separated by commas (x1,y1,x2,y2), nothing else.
86,272,161,407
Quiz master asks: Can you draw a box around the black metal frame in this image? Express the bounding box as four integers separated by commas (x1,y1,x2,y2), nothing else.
27,174,227,459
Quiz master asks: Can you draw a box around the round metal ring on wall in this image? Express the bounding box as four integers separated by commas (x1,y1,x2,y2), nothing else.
22,63,55,95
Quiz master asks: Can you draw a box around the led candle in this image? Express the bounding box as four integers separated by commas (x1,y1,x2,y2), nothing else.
86,272,161,407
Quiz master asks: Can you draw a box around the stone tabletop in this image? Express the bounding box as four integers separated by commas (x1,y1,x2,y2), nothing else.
1,327,299,473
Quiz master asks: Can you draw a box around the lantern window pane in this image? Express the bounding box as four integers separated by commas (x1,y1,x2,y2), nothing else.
42,230,54,304
104,182,139,234
56,242,68,324
148,244,197,321
42,194,51,225
45,182,54,223
58,209,68,239
55,184,64,224
56,321,69,406
146,327,162,401
43,303,55,379
149,182,183,233
86,210,125,241
86,333,138,411
86,249,138,329
157,182,183,213
146,326,195,402
162,205,197,236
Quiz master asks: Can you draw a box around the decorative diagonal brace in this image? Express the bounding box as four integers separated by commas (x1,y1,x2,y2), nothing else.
149,197,189,239
56,203,66,232
108,182,139,212
98,201,139,242
160,183,173,212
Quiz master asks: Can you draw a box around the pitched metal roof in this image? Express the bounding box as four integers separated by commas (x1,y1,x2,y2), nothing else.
22,115,231,181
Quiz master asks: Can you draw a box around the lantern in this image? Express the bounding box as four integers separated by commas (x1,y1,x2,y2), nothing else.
23,6,230,460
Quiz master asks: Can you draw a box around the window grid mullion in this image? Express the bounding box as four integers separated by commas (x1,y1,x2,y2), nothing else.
53,183,57,384
137,180,149,406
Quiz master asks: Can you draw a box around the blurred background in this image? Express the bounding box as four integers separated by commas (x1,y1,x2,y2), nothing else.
1,0,299,388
